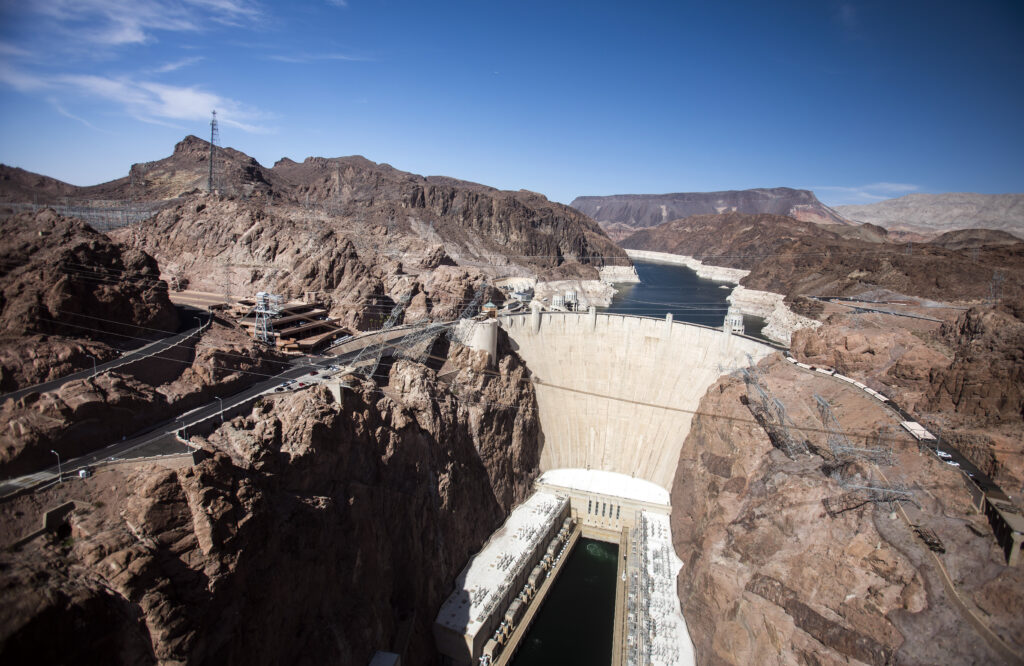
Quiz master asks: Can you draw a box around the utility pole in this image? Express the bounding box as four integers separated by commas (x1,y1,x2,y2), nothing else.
88,355,97,379
215,396,224,423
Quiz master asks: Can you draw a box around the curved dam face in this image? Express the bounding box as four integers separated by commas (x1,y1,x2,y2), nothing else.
501,311,777,490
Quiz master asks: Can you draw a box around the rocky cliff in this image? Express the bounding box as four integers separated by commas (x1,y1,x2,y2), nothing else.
0,335,541,665
571,188,848,241
0,321,286,478
835,193,1024,240
4,137,630,287
0,209,179,390
792,300,1024,500
671,357,1024,665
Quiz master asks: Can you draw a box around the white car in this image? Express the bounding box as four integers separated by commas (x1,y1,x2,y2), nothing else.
936,450,952,460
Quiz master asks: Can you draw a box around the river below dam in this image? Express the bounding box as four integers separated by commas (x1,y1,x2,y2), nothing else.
510,538,619,666
601,259,768,341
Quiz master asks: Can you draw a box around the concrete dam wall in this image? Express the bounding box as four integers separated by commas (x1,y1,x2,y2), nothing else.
501,311,777,490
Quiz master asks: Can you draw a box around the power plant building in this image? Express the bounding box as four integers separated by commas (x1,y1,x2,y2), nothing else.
434,491,570,664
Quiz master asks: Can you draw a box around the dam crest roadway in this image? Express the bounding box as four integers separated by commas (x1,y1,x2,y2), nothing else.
436,311,778,664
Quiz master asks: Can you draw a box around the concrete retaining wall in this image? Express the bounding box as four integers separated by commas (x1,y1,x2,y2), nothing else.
501,312,776,489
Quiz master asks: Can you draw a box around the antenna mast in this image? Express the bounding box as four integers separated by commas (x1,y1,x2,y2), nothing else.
208,110,219,193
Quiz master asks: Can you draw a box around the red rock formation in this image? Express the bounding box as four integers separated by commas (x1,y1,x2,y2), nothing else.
0,338,540,665
621,212,1024,303
0,209,179,391
670,359,1024,664
926,305,1024,423
0,322,286,478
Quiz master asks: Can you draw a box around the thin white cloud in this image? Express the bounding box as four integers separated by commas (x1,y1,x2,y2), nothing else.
0,66,270,133
838,4,858,30
20,0,261,47
267,52,368,64
54,74,271,132
326,0,349,7
153,56,206,73
0,41,32,58
48,97,110,133
0,64,50,92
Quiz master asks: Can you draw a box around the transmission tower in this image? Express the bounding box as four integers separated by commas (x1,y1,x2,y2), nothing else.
395,279,488,365
253,292,282,344
814,394,891,466
208,110,220,193
989,270,1005,305
741,368,807,458
348,294,411,380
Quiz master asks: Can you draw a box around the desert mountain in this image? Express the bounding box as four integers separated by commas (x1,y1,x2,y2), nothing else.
3,137,627,278
835,193,1024,239
620,211,1024,303
928,228,1024,250
571,188,849,241
4,137,629,328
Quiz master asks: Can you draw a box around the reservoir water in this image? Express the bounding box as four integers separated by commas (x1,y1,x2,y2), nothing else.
510,539,619,666
601,259,769,342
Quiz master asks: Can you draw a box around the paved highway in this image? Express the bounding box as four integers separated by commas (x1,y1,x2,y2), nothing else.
0,313,210,404
0,324,423,498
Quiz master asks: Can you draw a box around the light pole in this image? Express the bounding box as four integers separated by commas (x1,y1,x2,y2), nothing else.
178,419,186,440
215,396,224,423
88,355,97,379
50,449,62,483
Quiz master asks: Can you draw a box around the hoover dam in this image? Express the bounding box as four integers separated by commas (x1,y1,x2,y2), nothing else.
435,310,778,664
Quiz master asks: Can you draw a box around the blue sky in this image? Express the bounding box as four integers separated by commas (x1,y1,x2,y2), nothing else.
1,1,1022,206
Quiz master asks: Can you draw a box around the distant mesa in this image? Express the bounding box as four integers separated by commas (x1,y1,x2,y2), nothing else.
835,193,1024,240
571,188,849,241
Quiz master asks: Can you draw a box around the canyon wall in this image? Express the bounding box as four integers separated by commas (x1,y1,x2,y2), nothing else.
0,339,541,666
670,358,1024,665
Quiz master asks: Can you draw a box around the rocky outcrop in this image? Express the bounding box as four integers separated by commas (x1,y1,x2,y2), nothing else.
0,336,119,394
835,193,1024,240
0,209,179,391
0,209,178,340
929,228,1024,250
0,322,286,478
268,154,630,277
791,302,1024,503
926,305,1024,423
0,338,540,665
727,286,820,346
572,188,848,240
670,358,1023,665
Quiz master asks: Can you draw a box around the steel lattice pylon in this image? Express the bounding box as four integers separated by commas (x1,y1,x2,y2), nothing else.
814,394,892,465
394,279,488,364
253,292,282,344
741,368,807,458
349,293,411,380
